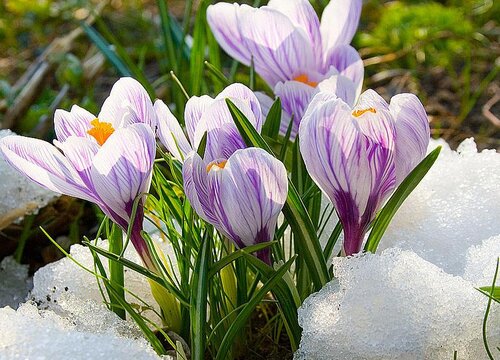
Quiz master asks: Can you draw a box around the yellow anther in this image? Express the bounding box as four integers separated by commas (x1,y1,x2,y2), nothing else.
352,108,377,117
293,74,318,88
87,118,115,146
206,160,227,173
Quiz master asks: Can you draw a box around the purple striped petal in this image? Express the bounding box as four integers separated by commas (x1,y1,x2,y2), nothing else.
274,80,317,137
200,98,257,162
238,7,315,87
54,137,99,187
184,95,214,146
155,99,192,161
54,105,95,142
268,0,322,61
98,77,156,130
320,0,362,51
323,45,364,98
355,89,389,110
217,148,288,248
389,93,430,185
217,83,263,130
90,123,156,223
0,135,96,202
317,74,357,107
299,96,397,255
207,3,253,66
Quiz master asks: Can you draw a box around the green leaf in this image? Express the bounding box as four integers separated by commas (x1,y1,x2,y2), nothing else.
190,231,211,360
196,131,208,158
323,220,342,261
204,61,230,87
364,146,442,253
108,224,126,319
262,97,282,139
157,0,179,72
215,256,295,360
225,98,329,290
190,0,210,95
81,23,131,77
83,241,189,306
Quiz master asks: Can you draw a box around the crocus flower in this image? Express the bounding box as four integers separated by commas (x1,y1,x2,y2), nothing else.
156,83,262,162
207,0,364,137
183,147,288,264
0,77,158,268
299,89,430,255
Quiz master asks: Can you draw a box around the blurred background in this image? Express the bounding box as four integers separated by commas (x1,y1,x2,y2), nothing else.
0,0,498,271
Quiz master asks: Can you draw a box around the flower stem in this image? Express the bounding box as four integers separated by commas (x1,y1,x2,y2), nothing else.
109,224,126,319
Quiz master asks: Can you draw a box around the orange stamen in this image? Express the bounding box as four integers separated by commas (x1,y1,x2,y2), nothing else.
293,74,318,88
87,118,115,146
206,160,227,173
352,108,377,117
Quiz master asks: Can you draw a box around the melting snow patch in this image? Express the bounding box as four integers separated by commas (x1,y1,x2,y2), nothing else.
296,249,500,360
0,256,32,309
297,138,500,359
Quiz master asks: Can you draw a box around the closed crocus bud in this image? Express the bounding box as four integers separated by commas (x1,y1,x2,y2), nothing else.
299,89,429,255
182,147,288,264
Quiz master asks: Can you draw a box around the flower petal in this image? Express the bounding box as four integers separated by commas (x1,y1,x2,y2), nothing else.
267,0,322,60
323,45,364,98
155,100,192,161
274,80,317,138
355,89,389,111
184,95,214,145
98,77,156,130
54,105,95,142
199,98,256,162
54,137,99,186
320,0,362,51
207,3,253,65
389,93,430,184
238,7,315,87
90,123,156,223
317,74,357,107
0,135,95,202
218,148,288,248
217,83,263,130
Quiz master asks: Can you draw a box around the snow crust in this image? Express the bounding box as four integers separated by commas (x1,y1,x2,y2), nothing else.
296,139,500,359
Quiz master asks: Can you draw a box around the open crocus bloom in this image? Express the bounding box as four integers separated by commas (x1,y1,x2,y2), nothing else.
207,0,364,137
156,83,263,162
183,148,288,264
299,89,430,256
0,77,158,267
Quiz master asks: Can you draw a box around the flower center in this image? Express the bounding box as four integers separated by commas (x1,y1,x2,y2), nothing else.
206,160,227,173
87,118,115,146
352,108,377,117
293,74,318,88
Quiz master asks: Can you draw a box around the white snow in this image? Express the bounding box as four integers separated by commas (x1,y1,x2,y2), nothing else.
0,256,32,309
0,130,59,229
296,138,500,360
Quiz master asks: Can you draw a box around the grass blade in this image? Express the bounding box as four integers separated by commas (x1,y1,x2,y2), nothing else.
364,146,442,253
262,97,282,138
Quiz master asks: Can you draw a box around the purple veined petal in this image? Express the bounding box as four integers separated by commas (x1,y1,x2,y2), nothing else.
182,152,219,225
355,89,390,111
267,0,323,62
184,95,214,145
54,105,95,142
274,80,317,138
323,44,364,98
207,3,253,66
0,135,97,202
217,83,263,130
154,99,192,161
90,123,156,223
302,91,340,121
389,93,430,185
320,0,362,52
299,97,376,255
54,137,99,187
198,98,256,162
98,77,156,130
238,6,316,87
216,148,288,249
317,74,357,107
